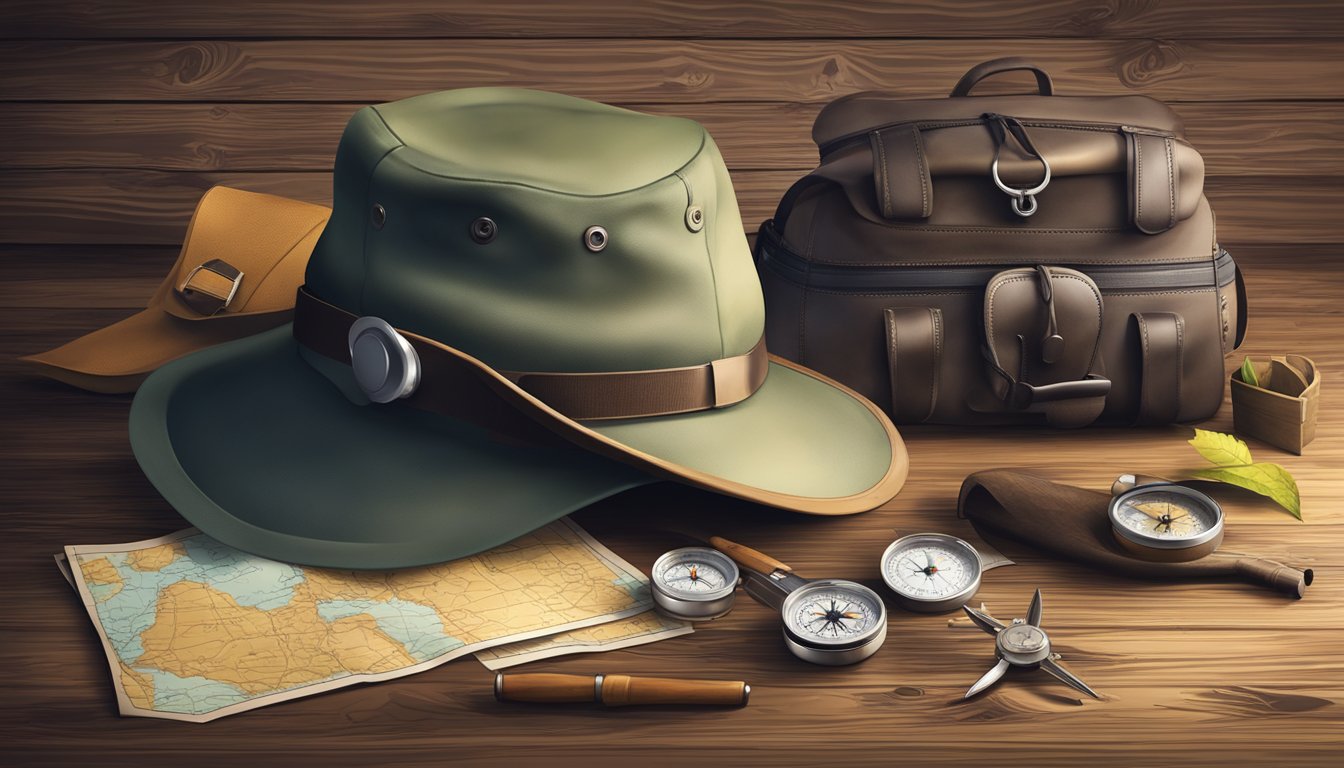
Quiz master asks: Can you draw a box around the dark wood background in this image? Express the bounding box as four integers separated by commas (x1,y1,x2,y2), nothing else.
2,2,1341,766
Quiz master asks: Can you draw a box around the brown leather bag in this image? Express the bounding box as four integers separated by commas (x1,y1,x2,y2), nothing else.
756,58,1246,427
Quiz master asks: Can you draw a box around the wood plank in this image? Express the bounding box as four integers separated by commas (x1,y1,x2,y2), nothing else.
3,39,1344,104
6,0,1344,39
0,169,1340,245
4,101,1341,177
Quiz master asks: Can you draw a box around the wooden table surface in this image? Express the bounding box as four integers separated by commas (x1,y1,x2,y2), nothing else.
3,1,1342,765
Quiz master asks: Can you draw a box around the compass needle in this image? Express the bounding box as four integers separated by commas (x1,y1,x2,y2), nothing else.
965,659,1010,698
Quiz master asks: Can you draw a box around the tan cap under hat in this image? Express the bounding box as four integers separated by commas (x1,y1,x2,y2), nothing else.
21,186,331,393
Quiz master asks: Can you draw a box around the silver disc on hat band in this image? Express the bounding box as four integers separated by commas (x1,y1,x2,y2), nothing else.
348,317,421,403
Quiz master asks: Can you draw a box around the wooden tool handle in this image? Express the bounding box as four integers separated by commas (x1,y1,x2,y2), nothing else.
494,673,749,707
708,536,792,574
1230,556,1314,599
494,672,596,703
601,674,749,707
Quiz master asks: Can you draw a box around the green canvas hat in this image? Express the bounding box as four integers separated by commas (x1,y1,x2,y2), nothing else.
130,88,909,568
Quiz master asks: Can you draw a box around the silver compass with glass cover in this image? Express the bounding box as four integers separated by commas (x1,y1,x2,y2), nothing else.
881,533,984,613
1108,475,1225,562
709,536,886,665
650,546,740,620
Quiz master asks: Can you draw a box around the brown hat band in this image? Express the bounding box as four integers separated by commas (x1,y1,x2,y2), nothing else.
292,286,769,422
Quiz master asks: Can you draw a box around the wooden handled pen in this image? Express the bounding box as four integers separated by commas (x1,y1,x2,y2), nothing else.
494,672,750,707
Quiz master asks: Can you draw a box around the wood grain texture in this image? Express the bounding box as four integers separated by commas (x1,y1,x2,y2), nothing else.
6,101,1342,176
6,0,1344,39
4,39,1344,103
3,1,1343,765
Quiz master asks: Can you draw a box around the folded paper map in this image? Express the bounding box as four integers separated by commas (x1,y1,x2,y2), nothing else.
475,610,692,670
60,518,689,722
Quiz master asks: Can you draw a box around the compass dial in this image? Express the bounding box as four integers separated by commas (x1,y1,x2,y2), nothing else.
1108,484,1224,559
880,534,982,612
650,547,739,620
1114,492,1211,539
781,580,886,649
661,561,729,592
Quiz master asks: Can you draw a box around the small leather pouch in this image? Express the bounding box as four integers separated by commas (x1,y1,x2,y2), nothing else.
980,266,1110,427
1231,355,1320,454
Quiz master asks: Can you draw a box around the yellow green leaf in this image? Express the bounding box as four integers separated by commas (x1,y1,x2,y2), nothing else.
1188,428,1254,467
1239,356,1260,388
1191,463,1302,520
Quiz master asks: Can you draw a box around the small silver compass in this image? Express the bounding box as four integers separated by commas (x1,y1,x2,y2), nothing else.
651,547,739,620
962,589,1099,700
881,533,983,613
710,536,887,666
779,580,887,666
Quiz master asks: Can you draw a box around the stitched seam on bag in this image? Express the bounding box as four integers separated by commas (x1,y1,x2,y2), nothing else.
1135,134,1144,230
805,288,980,297
875,131,892,218
913,128,929,218
1174,313,1185,418
1165,137,1176,231
886,309,900,419
1137,314,1152,418
1106,289,1214,297
928,307,942,421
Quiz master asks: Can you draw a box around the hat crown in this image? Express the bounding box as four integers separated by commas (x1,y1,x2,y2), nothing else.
305,88,764,373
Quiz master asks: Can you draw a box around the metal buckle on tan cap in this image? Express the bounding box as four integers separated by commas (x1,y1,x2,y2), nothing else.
292,286,768,421
177,258,244,315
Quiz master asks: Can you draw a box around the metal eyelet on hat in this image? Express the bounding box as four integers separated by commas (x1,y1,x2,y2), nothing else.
685,205,704,232
371,204,387,229
584,225,608,252
348,317,420,403
470,217,497,244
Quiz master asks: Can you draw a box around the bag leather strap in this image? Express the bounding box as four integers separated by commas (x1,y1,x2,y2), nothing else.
884,307,942,422
870,125,933,220
1131,311,1184,425
293,287,769,422
1126,130,1179,235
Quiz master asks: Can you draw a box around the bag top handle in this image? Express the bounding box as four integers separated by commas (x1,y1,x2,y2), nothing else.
951,57,1054,97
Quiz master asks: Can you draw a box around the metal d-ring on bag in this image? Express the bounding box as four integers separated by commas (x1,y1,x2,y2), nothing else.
983,112,1051,217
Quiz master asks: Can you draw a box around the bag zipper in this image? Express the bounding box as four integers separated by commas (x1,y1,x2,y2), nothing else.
758,236,1234,294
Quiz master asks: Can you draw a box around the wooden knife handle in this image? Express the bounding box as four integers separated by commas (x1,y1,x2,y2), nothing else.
495,673,749,707
708,536,792,575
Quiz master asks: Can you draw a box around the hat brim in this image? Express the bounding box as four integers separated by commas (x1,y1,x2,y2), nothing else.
129,326,655,568
131,324,906,568
396,328,909,516
21,306,291,394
